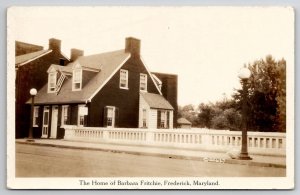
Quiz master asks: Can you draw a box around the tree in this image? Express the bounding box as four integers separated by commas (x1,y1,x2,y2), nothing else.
197,99,241,130
234,55,286,132
177,104,199,126
198,103,213,128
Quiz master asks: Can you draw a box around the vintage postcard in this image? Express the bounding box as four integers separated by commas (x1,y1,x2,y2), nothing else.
7,6,294,189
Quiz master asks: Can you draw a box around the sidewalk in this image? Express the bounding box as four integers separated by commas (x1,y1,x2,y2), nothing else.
15,139,286,168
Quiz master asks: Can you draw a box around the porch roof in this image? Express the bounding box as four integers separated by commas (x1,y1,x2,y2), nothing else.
141,92,173,110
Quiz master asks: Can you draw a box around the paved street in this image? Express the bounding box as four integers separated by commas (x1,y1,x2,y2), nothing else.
16,143,285,177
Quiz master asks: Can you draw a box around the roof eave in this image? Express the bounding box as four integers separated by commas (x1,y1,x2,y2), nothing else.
16,50,53,67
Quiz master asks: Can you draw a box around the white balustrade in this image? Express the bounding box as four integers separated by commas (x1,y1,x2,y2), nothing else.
63,126,286,156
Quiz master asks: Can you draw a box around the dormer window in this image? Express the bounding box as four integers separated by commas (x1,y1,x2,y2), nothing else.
72,63,82,91
48,72,57,93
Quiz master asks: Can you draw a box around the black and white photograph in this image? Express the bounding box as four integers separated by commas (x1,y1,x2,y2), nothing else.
7,6,294,189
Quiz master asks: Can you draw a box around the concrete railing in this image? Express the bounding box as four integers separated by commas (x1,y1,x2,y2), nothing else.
63,126,286,156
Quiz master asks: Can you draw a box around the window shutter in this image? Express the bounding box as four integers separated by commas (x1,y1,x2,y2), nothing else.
84,115,88,127
114,107,119,127
38,107,42,126
57,106,61,126
72,105,78,125
157,110,161,129
167,111,170,129
103,107,108,127
67,106,71,125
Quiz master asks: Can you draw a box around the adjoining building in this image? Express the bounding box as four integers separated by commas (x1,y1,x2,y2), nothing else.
177,117,192,129
15,38,70,138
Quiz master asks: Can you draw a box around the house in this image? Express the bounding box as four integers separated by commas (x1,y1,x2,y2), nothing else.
177,117,192,129
27,37,177,139
15,38,70,138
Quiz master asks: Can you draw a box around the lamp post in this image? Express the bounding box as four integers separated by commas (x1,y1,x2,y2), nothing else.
238,66,252,160
28,88,37,142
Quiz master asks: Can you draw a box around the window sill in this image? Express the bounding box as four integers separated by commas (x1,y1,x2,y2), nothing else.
120,87,129,90
33,125,38,128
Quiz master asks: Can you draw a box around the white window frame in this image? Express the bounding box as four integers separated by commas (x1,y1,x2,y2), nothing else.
106,106,116,128
160,110,167,128
78,105,88,126
140,73,147,92
33,106,39,127
119,69,129,89
142,108,147,128
48,72,57,93
61,105,69,126
72,68,82,91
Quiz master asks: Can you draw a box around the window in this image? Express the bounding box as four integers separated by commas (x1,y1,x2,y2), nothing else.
33,106,39,127
142,109,147,128
73,68,82,91
119,69,128,89
140,73,147,91
107,107,114,127
78,105,88,126
157,110,170,129
48,72,57,93
160,111,166,128
61,105,69,126
104,106,119,128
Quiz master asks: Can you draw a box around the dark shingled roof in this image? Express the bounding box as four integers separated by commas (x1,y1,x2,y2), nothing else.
177,117,192,125
15,49,52,66
31,49,130,104
141,92,173,110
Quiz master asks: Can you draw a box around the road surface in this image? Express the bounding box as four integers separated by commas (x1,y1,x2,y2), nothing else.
15,143,285,177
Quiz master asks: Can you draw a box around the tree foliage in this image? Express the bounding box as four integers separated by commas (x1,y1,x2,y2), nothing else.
235,55,286,132
178,55,286,132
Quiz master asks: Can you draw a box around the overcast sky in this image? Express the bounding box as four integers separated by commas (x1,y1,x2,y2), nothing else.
9,7,294,106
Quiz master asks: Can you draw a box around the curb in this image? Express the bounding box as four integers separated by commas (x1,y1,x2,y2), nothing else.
16,141,286,169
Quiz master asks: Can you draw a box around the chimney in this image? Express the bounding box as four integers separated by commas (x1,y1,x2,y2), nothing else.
125,37,140,57
48,38,61,52
70,48,84,62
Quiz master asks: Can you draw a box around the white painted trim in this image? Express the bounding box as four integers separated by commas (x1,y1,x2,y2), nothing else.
77,104,86,126
87,54,131,102
139,73,147,92
82,66,101,72
151,73,162,85
50,105,59,139
140,57,162,95
61,105,69,127
33,106,39,127
119,69,129,89
105,106,116,128
41,106,50,138
17,50,52,67
60,52,70,61
48,72,57,93
72,68,82,91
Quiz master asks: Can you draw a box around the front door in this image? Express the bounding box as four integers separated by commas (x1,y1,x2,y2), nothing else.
50,106,58,139
41,106,50,138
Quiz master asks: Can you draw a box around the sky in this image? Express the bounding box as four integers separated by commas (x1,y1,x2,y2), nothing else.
9,6,294,106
